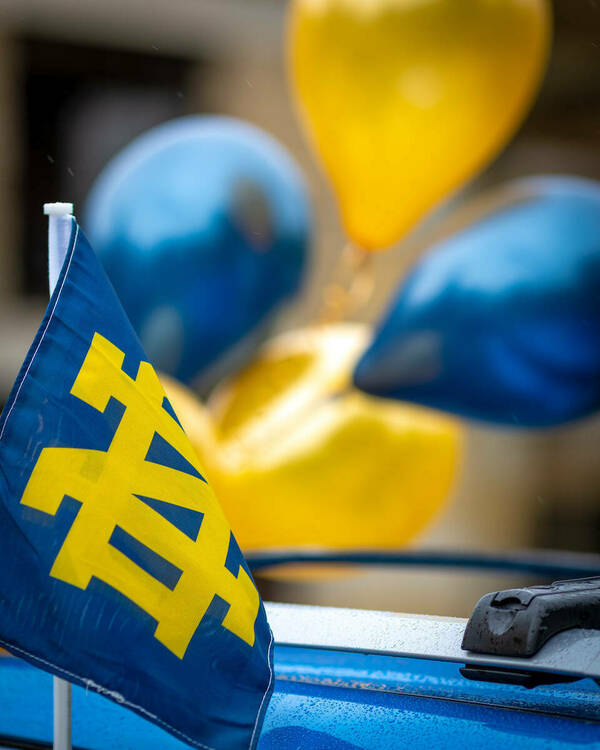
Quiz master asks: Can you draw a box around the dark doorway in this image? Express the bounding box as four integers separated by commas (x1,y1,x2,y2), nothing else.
20,37,198,295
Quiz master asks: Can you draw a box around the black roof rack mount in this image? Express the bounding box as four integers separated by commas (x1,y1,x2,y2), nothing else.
462,576,600,658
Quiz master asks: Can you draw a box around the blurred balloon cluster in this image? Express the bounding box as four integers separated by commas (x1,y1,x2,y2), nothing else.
83,0,600,554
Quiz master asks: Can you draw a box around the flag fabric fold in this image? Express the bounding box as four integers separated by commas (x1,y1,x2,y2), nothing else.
0,217,273,750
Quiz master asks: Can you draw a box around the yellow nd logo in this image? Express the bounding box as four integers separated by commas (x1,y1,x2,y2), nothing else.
20,333,259,658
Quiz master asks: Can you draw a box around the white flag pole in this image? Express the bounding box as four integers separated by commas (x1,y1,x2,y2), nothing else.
44,202,74,750
53,677,72,750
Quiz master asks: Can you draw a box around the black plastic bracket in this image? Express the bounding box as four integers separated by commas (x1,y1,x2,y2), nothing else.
459,664,580,689
462,576,600,657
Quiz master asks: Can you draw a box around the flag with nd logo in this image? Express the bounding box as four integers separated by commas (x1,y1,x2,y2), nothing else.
0,218,273,749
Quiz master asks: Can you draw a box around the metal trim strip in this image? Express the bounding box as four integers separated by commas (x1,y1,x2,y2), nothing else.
265,602,600,680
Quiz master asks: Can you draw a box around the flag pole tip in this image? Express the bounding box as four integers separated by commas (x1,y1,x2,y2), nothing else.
43,202,73,217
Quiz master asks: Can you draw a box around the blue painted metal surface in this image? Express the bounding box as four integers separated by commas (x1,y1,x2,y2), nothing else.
261,682,600,750
0,643,599,749
273,646,600,722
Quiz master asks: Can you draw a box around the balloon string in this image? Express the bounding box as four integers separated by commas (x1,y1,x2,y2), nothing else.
319,243,374,323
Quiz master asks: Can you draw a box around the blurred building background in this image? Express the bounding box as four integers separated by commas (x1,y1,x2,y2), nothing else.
0,0,599,616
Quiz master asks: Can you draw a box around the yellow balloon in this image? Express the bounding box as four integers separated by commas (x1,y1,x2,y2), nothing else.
288,0,551,251
162,325,462,552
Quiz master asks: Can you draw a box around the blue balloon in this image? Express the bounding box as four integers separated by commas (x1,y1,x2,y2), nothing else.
84,116,311,383
354,176,600,427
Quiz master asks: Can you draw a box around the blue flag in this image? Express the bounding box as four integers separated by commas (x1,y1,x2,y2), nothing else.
0,217,273,749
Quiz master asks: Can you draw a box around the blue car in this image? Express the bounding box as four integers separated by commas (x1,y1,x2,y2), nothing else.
1,550,600,749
